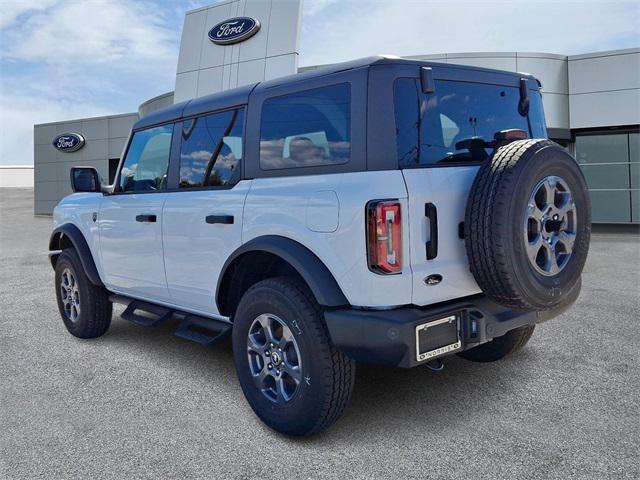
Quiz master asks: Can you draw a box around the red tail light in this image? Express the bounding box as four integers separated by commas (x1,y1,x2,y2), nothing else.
367,200,402,274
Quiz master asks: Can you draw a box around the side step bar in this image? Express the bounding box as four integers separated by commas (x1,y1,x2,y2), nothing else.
174,314,231,346
121,300,173,327
109,294,231,346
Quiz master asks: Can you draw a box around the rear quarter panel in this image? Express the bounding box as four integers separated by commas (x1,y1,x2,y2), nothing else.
242,170,413,307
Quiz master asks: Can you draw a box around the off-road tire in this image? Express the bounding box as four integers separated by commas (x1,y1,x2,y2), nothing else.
465,139,591,311
54,249,112,338
232,277,355,436
458,324,535,362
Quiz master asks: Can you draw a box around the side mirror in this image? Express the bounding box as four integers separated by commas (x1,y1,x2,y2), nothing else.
70,167,102,193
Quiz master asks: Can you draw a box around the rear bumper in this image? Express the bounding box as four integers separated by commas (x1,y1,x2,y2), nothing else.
324,282,580,368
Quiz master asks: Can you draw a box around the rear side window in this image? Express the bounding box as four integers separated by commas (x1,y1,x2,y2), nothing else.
394,78,547,167
259,83,351,170
119,125,172,192
179,108,244,188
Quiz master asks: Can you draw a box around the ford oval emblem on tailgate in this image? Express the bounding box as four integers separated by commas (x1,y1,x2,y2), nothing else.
208,17,260,45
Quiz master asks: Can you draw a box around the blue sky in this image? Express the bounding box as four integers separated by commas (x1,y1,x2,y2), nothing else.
1,0,638,165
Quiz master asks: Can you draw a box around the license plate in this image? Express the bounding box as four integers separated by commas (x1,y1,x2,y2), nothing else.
415,314,461,362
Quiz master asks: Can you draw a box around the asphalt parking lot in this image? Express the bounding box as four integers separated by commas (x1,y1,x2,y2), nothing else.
1,187,638,479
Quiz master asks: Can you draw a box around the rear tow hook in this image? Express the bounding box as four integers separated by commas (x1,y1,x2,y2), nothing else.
424,358,445,372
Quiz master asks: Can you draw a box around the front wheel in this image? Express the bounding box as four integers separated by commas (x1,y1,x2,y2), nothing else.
232,277,355,436
54,249,112,338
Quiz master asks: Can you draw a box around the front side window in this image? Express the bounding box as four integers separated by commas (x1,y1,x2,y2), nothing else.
260,83,351,170
179,108,244,188
394,78,547,167
118,125,172,192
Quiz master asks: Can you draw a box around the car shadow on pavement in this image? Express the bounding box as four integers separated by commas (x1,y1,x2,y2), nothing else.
101,311,538,439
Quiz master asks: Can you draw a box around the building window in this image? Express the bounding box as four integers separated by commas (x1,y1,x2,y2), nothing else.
575,131,639,223
118,125,172,192
179,108,244,188
259,83,351,170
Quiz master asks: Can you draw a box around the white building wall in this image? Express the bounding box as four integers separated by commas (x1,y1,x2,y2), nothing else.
568,48,640,129
0,166,34,188
138,92,175,118
515,53,569,132
174,0,302,103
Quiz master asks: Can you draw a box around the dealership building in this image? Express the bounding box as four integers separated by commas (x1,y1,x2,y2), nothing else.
32,0,639,223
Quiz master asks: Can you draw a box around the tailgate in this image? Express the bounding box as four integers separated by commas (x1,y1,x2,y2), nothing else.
403,166,481,306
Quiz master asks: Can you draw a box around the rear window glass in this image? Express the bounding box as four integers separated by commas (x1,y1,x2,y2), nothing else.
259,83,351,170
394,78,546,167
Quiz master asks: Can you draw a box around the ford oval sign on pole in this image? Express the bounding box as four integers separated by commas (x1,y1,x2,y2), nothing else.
52,133,85,153
208,17,260,45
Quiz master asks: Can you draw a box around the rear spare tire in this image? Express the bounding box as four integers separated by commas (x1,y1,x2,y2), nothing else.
465,139,590,311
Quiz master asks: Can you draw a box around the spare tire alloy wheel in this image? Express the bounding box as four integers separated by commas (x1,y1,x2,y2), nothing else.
525,176,577,276
247,313,302,404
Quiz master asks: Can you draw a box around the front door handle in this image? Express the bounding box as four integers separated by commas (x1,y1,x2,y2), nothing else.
205,215,234,225
136,214,157,223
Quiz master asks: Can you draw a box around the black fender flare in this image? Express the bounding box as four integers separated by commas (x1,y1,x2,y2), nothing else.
49,223,104,287
216,235,348,309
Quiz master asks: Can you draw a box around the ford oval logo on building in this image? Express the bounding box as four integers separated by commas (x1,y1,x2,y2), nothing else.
52,133,85,153
208,17,260,45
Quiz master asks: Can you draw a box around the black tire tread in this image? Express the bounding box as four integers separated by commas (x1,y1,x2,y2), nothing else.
55,249,112,339
237,277,355,436
465,139,557,310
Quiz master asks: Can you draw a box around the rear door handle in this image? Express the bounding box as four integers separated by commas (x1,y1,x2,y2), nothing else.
135,214,157,223
425,203,438,260
205,215,234,225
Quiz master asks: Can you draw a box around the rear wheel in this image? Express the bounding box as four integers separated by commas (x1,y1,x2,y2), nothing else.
54,249,112,338
232,277,355,436
458,325,535,362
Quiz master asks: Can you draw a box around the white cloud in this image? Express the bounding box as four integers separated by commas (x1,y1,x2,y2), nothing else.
304,0,342,16
0,0,58,29
300,0,640,67
1,0,182,165
0,92,112,168
2,0,175,64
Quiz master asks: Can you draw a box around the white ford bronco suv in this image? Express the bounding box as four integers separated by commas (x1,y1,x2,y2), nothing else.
50,57,591,436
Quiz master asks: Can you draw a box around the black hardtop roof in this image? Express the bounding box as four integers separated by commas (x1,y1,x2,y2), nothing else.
133,55,540,130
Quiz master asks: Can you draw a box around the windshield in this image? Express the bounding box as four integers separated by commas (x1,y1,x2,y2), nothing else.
394,78,547,167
